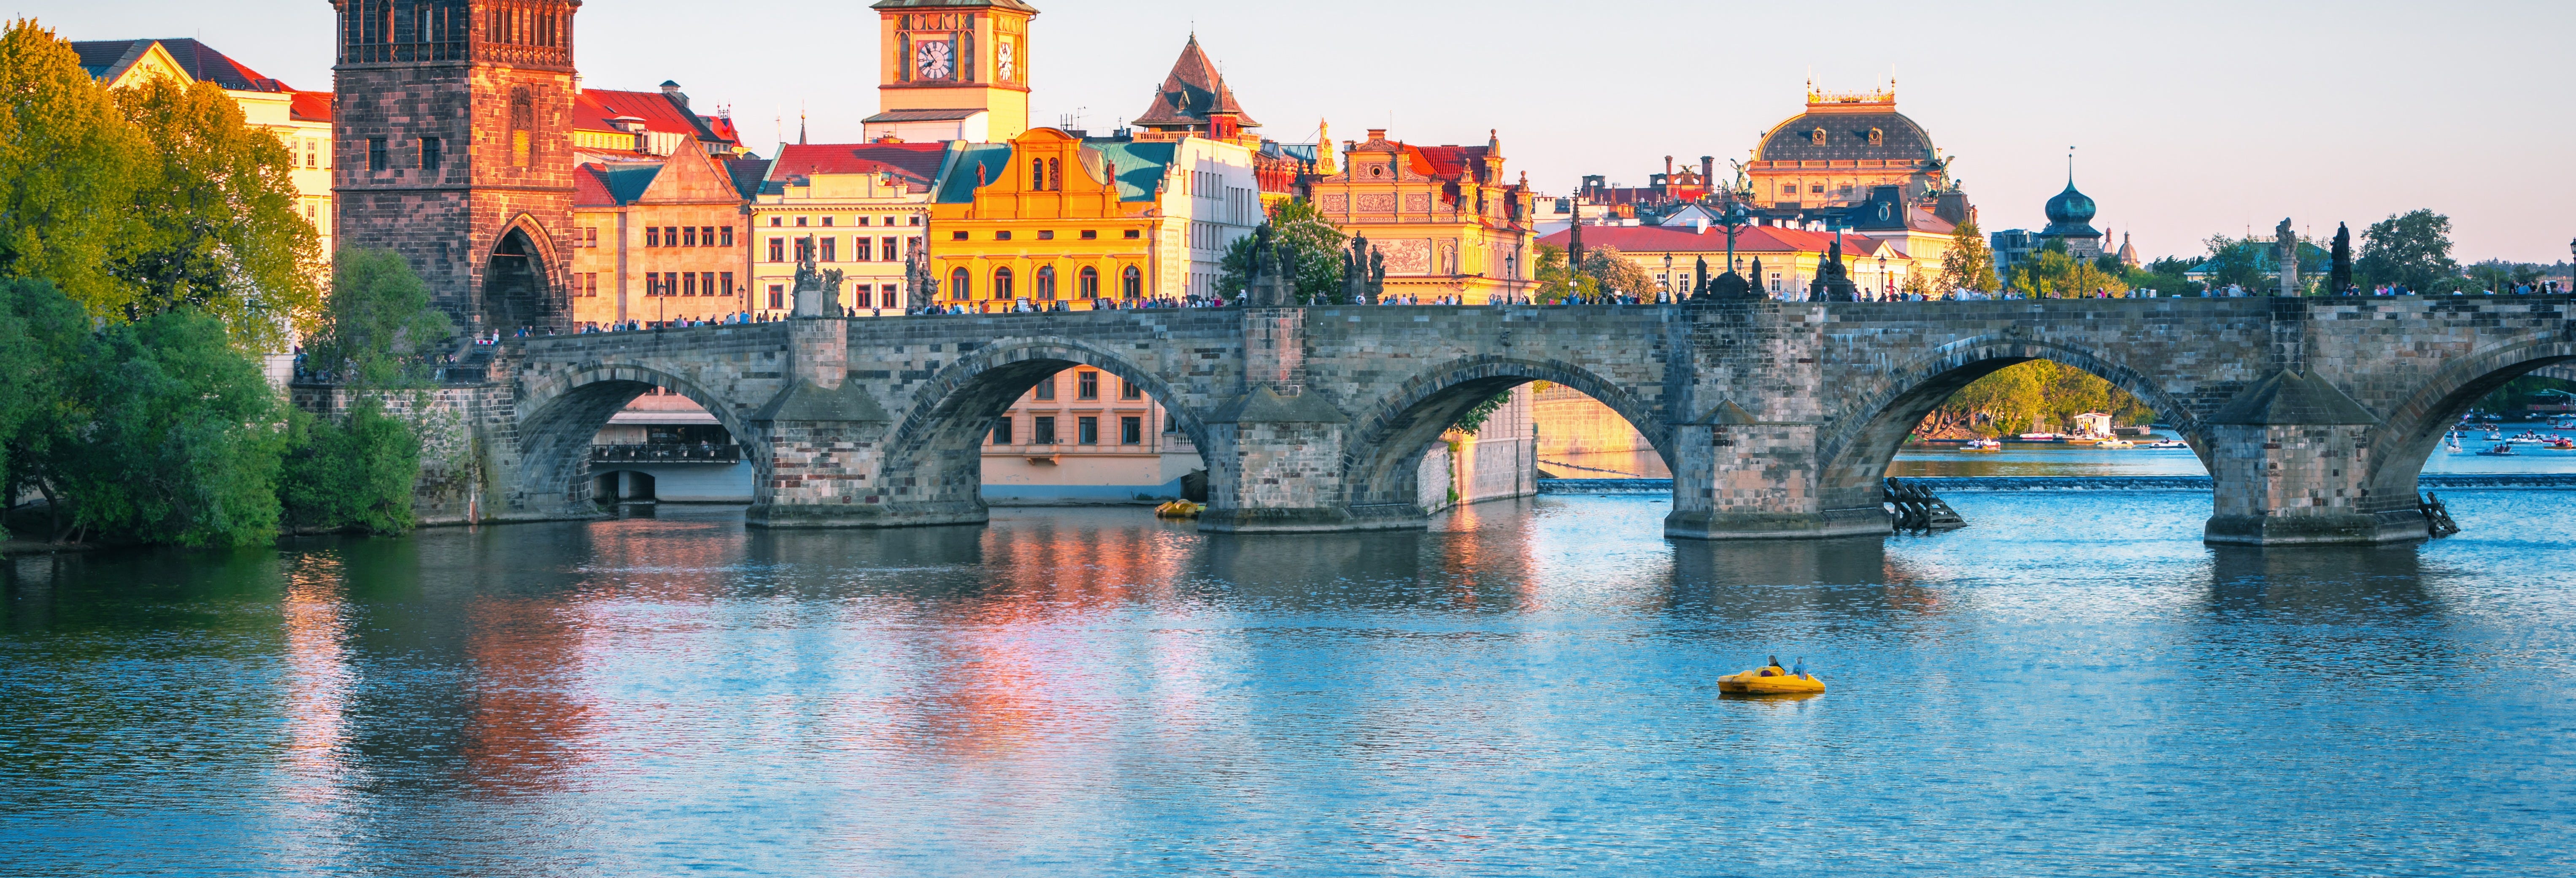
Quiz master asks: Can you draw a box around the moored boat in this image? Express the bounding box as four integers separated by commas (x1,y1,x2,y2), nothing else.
1717,661,1825,695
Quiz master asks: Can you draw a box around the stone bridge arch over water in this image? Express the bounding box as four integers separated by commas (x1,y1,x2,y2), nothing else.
433,297,2568,546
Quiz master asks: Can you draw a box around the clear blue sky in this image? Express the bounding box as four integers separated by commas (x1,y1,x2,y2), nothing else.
17,0,2572,263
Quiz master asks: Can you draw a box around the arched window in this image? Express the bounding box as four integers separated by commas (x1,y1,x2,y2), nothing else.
1035,265,1056,299
1047,158,1060,191
994,267,1015,300
1811,127,1827,146
1121,265,1142,298
1079,266,1100,298
950,267,971,300
1031,158,1045,190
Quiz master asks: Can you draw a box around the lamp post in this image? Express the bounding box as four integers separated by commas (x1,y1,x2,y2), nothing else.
1879,255,1889,301
1662,252,1674,303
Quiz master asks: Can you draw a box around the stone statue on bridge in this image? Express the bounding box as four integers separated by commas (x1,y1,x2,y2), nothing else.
1809,237,1861,302
791,241,842,317
2277,218,2300,297
1342,235,1383,305
1245,224,1299,308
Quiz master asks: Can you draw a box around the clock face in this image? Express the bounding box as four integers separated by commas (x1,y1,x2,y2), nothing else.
915,39,953,80
996,41,1015,81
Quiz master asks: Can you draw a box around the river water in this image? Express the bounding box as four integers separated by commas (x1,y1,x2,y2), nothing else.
6,481,2575,874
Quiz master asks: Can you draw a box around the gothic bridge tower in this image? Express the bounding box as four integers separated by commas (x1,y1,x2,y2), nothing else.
330,0,581,333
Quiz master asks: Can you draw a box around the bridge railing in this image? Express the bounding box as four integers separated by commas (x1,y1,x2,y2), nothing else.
590,444,742,465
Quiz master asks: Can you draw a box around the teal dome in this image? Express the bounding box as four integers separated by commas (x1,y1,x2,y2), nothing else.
2041,180,2099,238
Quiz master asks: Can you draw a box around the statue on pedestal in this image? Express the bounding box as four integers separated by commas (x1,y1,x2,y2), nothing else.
790,239,842,317
2276,217,2300,297
2330,222,2354,294
1244,224,1300,308
1342,234,1382,305
1809,237,1861,302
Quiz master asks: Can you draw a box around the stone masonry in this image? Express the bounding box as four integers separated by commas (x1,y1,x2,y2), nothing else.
401,296,2569,546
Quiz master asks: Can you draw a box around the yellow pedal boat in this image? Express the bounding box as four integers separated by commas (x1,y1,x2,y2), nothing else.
1717,665,1825,695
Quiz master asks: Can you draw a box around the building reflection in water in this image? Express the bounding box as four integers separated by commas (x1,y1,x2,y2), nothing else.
278,551,355,805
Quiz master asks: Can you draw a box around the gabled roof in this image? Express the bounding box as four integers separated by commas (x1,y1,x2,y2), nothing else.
1132,36,1259,130
576,88,736,146
769,143,950,188
575,162,666,207
1413,145,1493,184
71,38,297,91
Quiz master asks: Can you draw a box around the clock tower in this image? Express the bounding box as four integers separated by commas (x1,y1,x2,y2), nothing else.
866,0,1034,143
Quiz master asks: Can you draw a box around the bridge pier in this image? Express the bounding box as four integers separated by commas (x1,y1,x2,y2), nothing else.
2201,370,2422,546
1663,416,1890,540
743,317,918,529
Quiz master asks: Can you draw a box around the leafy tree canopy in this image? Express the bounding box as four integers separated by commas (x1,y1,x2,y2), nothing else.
1579,246,1654,299
111,75,322,348
1530,242,1595,304
0,19,146,315
1939,220,1998,293
307,250,454,389
2357,209,2459,292
1218,199,1350,304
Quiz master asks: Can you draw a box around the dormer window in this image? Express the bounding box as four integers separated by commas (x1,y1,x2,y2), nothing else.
1811,128,1828,145
1868,127,1885,146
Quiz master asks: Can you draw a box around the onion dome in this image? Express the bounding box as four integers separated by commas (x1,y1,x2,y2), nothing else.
2041,175,2100,239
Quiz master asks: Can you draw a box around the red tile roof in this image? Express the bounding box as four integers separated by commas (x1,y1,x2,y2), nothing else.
1536,224,1883,255
1412,145,1491,184
1133,36,1259,130
575,88,735,145
289,90,332,123
767,143,950,187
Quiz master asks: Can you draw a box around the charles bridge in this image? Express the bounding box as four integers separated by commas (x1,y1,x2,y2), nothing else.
394,296,2571,546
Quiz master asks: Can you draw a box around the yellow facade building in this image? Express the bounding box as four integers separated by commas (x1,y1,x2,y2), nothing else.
570,147,759,327
1312,129,1537,303
74,38,336,259
746,143,948,317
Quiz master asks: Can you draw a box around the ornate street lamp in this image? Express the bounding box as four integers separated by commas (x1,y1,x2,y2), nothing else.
1879,255,1889,300
1662,252,1674,303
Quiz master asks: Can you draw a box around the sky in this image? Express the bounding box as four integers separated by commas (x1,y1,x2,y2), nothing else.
18,0,2573,263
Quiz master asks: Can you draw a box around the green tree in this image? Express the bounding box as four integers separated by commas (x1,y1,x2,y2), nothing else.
2009,239,2128,298
306,250,454,389
280,398,422,535
2126,256,2199,297
2356,209,2459,293
2198,236,2268,292
112,75,321,348
1530,242,1594,303
1217,199,1350,304
0,278,101,542
1938,219,1998,293
1580,246,1654,299
0,20,146,316
50,308,284,546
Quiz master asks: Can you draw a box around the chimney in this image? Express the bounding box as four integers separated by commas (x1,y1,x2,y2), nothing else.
659,80,688,108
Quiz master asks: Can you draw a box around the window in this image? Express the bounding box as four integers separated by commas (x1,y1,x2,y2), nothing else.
770,216,782,227
683,273,697,296
991,417,1013,445
420,136,442,171
1077,370,1098,400
579,273,597,296
1810,184,1824,195
720,227,734,248
821,216,834,227
796,216,808,227
952,231,969,241
994,267,1014,299
909,215,922,226
1080,230,1098,240
768,237,785,262
304,138,318,168
995,230,1012,241
1031,158,1045,190
950,267,971,299
1123,230,1140,239
856,237,873,262
820,237,837,262
1121,377,1141,400
883,237,898,261
706,272,720,297
1037,230,1055,240
683,227,698,247
1035,265,1056,299
1080,266,1099,298
768,284,784,309
1034,376,1054,400
720,273,734,297
647,227,659,247
1121,265,1142,297
1811,127,1827,145
1077,416,1099,445
1121,416,1142,445
583,227,598,247
666,227,681,246
367,137,387,171
858,216,872,227
701,226,716,246
1032,416,1057,444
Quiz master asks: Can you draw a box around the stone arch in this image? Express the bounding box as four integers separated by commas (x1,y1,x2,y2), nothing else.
1342,355,1671,511
483,213,563,332
514,363,753,515
2366,335,2576,500
872,337,1211,521
1813,335,2207,501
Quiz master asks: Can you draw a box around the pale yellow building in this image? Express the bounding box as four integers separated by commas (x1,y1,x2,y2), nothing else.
1745,85,1952,212
981,366,1203,505
745,143,948,317
75,38,336,259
